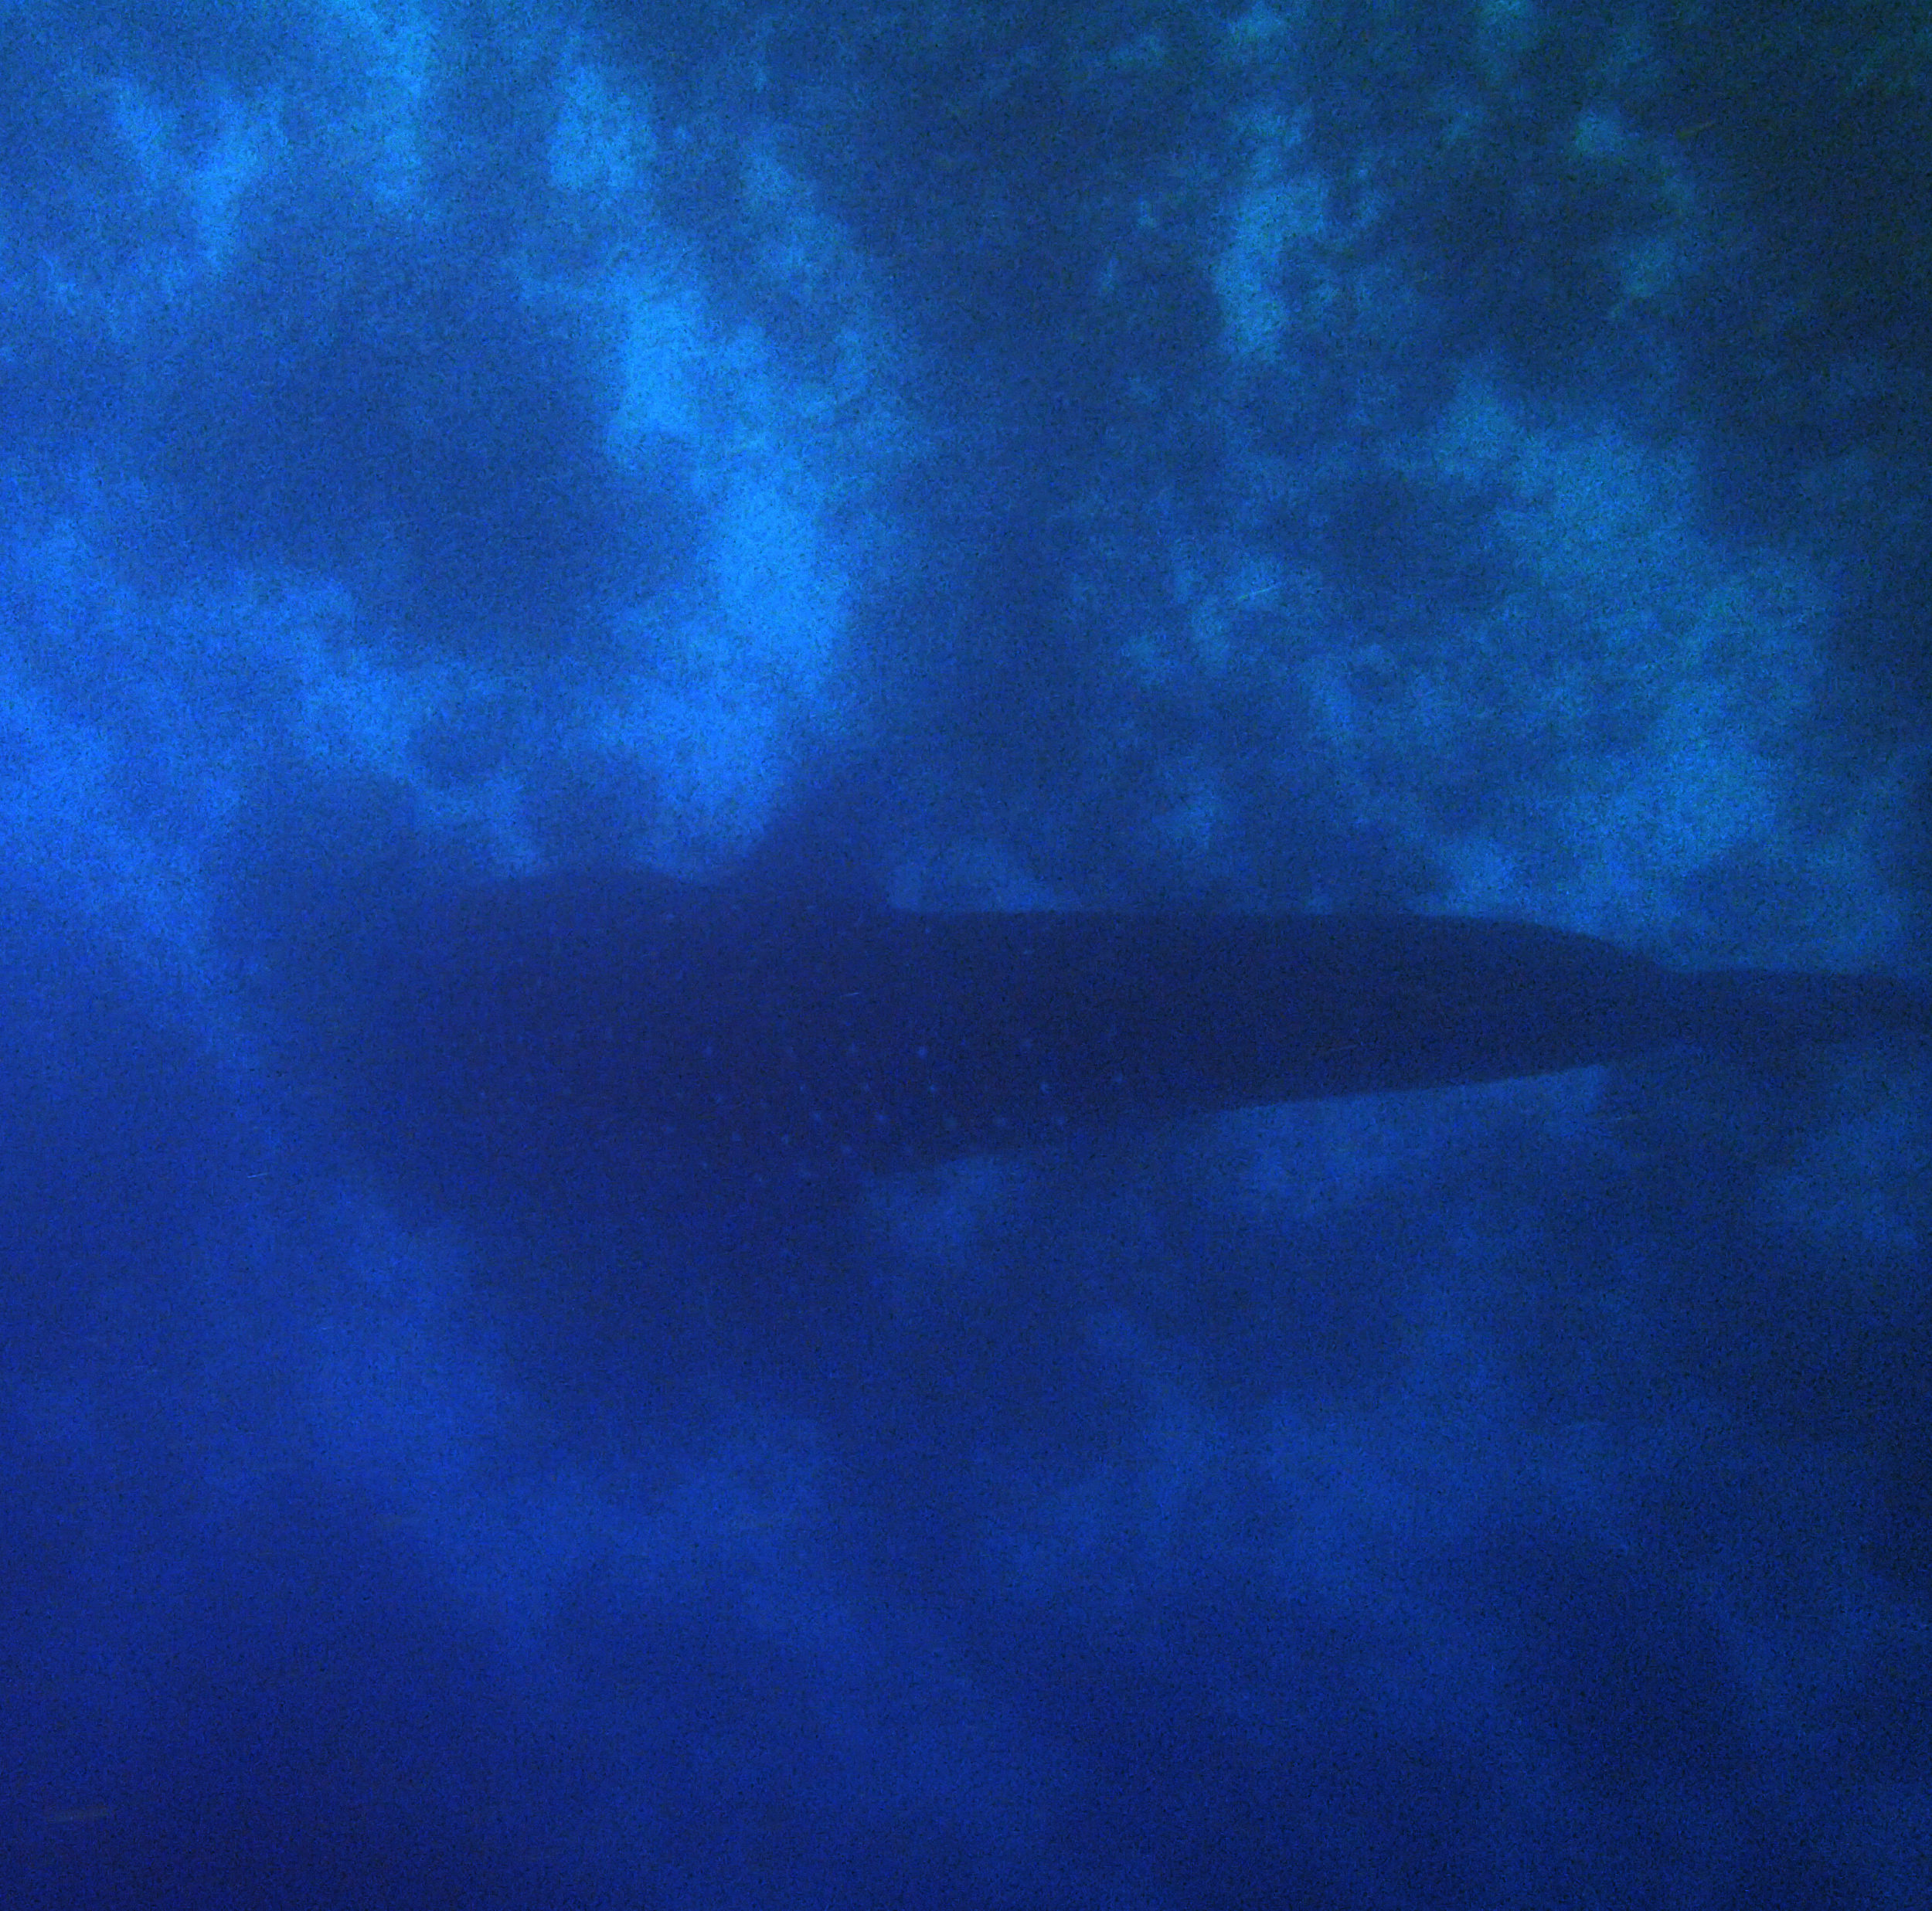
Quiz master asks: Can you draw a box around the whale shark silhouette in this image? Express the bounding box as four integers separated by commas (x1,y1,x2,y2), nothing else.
331,871,1929,1193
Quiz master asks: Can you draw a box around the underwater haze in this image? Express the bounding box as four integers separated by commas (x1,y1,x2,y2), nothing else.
4,4,1930,1906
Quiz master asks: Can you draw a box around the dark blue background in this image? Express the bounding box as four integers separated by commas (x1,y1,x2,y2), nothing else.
4,4,1930,1906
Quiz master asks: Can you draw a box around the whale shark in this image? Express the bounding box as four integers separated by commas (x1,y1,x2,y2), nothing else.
326,870,1930,1195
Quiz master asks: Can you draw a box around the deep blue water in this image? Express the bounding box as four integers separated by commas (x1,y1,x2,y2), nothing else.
4,5,1930,1906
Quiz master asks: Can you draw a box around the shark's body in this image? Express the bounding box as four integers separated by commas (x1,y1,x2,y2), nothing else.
331,872,1929,1193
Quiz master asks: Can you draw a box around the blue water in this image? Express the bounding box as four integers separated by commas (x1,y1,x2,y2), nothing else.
5,5,1929,1906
